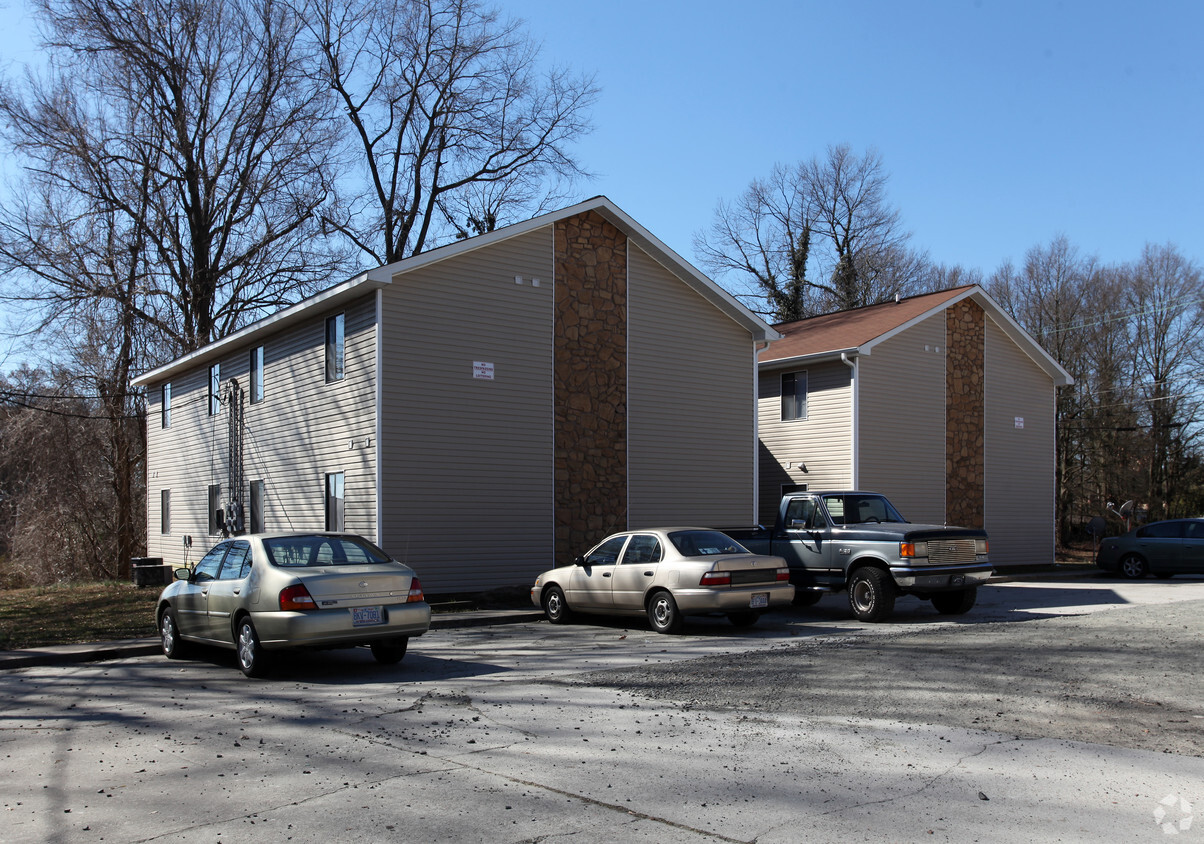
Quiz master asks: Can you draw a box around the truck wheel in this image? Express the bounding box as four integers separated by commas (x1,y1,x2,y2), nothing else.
931,587,977,615
647,590,684,634
848,568,895,622
542,586,574,624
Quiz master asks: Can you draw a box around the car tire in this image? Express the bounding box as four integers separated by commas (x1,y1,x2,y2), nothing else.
931,587,977,615
542,586,574,624
728,611,760,628
647,590,684,634
236,618,270,678
1119,554,1148,579
848,567,895,623
792,589,823,607
159,607,190,660
370,637,409,664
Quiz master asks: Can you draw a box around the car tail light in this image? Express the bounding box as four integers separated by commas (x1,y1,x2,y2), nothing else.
775,567,790,582
279,583,317,611
407,577,425,603
700,571,731,587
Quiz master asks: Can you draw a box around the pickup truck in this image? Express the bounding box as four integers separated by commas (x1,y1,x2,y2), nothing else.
726,491,992,622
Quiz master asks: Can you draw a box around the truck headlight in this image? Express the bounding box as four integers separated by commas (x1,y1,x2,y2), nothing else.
900,541,928,558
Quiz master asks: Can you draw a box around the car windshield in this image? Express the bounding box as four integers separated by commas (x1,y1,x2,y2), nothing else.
263,535,393,567
668,530,750,557
822,494,907,525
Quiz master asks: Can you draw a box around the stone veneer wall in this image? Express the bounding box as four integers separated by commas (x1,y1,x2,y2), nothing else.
945,300,985,527
554,211,628,560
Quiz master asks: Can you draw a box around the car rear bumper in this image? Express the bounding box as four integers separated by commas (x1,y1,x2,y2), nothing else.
672,584,795,614
251,601,432,649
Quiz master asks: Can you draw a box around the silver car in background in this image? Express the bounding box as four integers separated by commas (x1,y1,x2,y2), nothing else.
156,533,431,677
532,528,794,633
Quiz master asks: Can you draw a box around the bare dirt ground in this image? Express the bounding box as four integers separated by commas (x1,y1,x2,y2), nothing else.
585,597,1204,757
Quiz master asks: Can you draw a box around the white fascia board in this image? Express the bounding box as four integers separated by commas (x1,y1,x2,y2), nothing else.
131,273,391,386
758,347,863,370
371,196,780,343
968,288,1075,386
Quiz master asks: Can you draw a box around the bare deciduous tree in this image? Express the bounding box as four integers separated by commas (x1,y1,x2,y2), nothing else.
696,145,930,321
301,0,598,265
0,0,347,357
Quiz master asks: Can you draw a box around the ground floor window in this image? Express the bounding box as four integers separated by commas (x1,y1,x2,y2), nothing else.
208,484,222,535
160,490,171,534
250,480,265,533
325,472,345,531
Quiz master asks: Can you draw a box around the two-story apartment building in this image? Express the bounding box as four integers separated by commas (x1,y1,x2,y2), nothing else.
133,198,779,592
756,286,1072,568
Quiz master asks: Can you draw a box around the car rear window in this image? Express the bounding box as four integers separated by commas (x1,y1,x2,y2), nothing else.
668,530,749,557
263,535,393,567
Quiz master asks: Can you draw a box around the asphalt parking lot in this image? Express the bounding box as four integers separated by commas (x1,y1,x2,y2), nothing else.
2,576,1202,842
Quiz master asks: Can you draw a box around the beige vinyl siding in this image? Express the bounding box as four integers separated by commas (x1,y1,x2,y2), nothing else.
627,245,756,527
757,360,852,522
143,295,379,566
985,317,1056,566
379,227,555,592
858,315,947,523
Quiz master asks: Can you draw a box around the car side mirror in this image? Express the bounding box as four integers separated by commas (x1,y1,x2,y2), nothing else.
173,567,192,582
573,555,586,567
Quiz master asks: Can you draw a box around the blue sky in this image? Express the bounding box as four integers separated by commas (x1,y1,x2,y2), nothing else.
0,0,1200,288
501,0,1203,278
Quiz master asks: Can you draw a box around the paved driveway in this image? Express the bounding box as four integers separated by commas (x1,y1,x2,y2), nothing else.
3,577,1202,842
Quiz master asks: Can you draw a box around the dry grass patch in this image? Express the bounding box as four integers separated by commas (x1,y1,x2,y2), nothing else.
0,582,159,649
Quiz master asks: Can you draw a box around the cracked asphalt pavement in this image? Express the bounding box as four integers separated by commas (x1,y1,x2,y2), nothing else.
2,577,1202,842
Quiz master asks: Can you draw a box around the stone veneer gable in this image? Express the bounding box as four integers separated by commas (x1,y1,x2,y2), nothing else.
945,299,985,527
554,211,628,561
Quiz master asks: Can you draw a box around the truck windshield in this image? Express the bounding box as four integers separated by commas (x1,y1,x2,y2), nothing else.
822,494,906,525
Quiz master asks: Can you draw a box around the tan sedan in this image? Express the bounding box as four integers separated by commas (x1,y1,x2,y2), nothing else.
531,528,794,633
157,533,430,677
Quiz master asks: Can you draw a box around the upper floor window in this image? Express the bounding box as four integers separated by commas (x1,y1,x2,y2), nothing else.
781,371,807,421
250,346,264,404
209,363,221,415
326,313,345,382
162,382,172,428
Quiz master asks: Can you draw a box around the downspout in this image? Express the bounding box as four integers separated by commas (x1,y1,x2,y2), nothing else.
753,340,773,522
375,287,384,546
841,352,858,488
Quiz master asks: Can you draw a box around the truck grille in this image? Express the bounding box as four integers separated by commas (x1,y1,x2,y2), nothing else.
926,539,977,565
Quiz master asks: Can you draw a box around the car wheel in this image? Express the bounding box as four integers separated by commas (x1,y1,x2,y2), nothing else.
792,590,822,607
931,587,977,615
370,637,409,664
542,585,574,624
647,590,684,634
236,618,270,678
728,611,760,628
1119,554,1148,579
159,607,190,659
848,567,895,622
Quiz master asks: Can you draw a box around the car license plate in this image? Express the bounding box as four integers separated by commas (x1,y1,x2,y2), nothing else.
749,593,769,609
351,606,384,627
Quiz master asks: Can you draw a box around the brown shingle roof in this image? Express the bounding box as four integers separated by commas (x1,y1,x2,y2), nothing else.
759,286,976,363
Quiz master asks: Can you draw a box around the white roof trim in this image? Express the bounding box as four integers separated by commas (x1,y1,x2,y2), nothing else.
131,273,390,386
134,197,779,388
